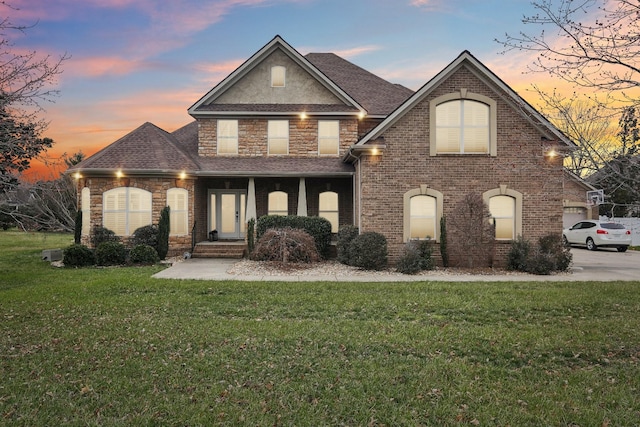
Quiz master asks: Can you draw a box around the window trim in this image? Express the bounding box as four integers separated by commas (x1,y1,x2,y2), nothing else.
483,186,523,240
167,188,189,236
217,119,238,155
430,89,497,156
403,186,443,242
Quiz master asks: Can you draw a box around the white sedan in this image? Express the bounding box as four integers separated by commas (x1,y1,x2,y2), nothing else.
563,220,632,252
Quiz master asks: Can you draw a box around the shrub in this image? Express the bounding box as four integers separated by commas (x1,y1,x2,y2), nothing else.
256,215,332,258
252,227,320,264
448,193,495,268
131,224,158,248
157,206,170,260
507,235,532,272
129,244,159,265
507,234,572,275
348,231,387,271
95,241,127,266
63,244,95,267
247,218,256,256
336,225,359,265
396,246,424,275
396,240,435,274
91,226,119,247
74,210,82,244
440,216,449,268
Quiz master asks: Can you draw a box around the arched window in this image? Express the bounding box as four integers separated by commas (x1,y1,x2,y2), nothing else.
435,100,489,153
409,195,437,240
403,187,443,242
271,65,286,87
167,188,188,236
319,191,339,232
103,187,152,236
489,195,515,240
81,187,90,235
430,90,497,156
483,187,523,240
268,191,288,216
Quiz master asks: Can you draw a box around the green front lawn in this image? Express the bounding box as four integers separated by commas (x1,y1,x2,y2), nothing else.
1,231,639,426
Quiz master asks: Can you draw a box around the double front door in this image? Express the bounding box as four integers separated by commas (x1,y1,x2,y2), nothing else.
209,190,246,239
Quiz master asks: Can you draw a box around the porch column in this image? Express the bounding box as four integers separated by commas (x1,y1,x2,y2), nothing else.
297,177,307,216
246,178,257,222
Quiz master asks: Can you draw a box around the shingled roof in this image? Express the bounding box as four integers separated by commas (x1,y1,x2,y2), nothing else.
69,122,199,174
306,53,414,116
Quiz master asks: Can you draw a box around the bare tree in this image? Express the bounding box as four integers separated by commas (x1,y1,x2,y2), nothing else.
497,0,640,102
0,2,69,188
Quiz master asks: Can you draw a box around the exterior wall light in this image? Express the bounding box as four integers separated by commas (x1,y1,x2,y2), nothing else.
179,171,187,180
116,170,124,178
299,112,307,120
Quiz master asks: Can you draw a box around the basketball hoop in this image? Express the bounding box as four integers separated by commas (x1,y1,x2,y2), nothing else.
586,190,604,206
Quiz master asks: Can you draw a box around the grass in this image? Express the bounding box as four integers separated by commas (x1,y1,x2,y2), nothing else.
1,230,639,426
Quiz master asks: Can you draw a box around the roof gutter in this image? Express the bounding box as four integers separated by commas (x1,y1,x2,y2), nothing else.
342,144,386,163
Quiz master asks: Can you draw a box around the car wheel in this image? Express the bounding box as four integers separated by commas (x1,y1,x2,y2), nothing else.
586,237,597,251
617,246,628,253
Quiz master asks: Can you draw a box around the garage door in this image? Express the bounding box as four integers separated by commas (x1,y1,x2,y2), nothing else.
563,207,587,229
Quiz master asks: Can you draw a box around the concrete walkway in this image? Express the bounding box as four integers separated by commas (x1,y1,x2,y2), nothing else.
153,248,640,282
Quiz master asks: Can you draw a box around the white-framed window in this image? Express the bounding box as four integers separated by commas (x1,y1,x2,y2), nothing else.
167,188,188,236
268,120,289,155
271,66,286,87
217,119,238,155
435,100,489,153
268,191,288,216
409,195,437,240
103,187,152,236
318,120,339,156
319,191,339,233
81,187,90,235
489,195,515,240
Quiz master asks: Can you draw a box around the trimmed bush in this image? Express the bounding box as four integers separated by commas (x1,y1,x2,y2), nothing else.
95,241,127,266
63,244,95,267
507,233,572,275
157,206,170,260
129,244,159,265
507,235,531,272
440,216,449,268
396,246,424,275
336,225,359,265
91,226,119,248
396,240,435,274
74,210,82,244
348,231,387,271
247,218,256,256
256,215,332,259
131,224,158,249
252,227,320,264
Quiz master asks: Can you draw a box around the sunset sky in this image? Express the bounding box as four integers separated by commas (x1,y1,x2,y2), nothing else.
7,0,571,179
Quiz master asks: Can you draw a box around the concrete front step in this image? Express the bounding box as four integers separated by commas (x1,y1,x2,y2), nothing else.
192,241,247,259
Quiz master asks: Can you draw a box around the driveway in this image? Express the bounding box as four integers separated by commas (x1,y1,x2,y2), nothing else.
569,247,640,281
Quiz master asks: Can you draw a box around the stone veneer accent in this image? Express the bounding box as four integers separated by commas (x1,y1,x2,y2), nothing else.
198,118,358,157
78,176,195,256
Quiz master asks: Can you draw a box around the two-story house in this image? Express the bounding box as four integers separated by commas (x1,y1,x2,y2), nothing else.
69,35,576,266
